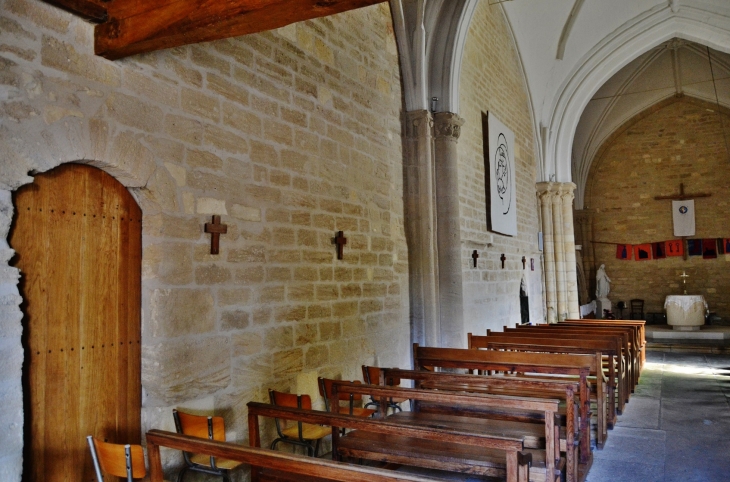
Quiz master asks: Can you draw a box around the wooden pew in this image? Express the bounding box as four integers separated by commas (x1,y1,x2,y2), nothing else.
412,344,595,472
541,324,639,397
508,325,632,410
328,381,562,482
556,322,641,392
247,397,533,482
477,330,622,423
469,333,615,441
561,319,646,375
146,429,449,482
379,368,582,482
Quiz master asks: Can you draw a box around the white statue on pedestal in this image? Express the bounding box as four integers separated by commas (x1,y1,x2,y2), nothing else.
595,264,612,318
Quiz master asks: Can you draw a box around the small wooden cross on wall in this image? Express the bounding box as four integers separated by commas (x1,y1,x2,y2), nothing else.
521,256,526,269
204,215,228,255
472,250,479,268
334,231,347,260
500,253,506,269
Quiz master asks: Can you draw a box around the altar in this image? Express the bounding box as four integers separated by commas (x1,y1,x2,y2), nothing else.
664,295,708,331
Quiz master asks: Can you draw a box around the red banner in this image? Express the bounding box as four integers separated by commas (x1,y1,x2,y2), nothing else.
634,244,652,261
616,244,632,260
665,240,683,257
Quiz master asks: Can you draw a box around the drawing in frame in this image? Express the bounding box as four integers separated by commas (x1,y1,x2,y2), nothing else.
482,111,517,236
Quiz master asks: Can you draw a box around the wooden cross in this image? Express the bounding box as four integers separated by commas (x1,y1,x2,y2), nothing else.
204,215,227,255
521,256,526,269
654,183,711,201
654,183,712,260
334,231,347,260
471,250,479,268
500,253,506,269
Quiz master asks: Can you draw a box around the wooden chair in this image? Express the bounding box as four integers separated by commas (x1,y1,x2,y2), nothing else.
87,436,146,482
361,365,408,413
630,299,644,320
172,409,244,482
268,389,331,457
318,377,377,419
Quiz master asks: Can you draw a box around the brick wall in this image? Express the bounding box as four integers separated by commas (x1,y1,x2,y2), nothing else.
0,0,407,476
585,97,730,320
458,2,544,334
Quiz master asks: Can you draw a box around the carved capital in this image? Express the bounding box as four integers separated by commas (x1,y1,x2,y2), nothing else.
406,109,433,138
433,112,465,140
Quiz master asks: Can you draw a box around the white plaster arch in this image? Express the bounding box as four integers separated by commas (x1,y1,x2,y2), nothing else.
389,0,479,114
545,5,730,184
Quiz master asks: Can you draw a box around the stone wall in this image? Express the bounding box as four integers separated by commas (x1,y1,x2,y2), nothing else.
458,2,544,335
0,0,408,477
584,97,730,320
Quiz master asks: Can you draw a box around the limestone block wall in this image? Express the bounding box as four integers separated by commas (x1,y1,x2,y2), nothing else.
457,2,544,336
0,0,408,477
585,97,730,320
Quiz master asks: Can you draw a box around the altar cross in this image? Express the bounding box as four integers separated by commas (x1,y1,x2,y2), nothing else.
654,183,712,260
204,215,228,255
680,270,689,295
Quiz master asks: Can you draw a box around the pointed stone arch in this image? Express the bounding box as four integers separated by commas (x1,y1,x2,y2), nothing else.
545,8,730,184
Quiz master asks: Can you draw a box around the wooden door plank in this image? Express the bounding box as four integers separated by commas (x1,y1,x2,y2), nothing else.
10,164,142,482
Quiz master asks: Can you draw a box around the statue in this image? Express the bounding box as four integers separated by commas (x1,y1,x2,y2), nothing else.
596,264,611,299
595,264,612,319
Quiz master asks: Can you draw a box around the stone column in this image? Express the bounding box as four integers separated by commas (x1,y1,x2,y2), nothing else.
551,188,567,319
537,185,557,323
537,182,579,322
403,110,440,347
560,185,580,319
433,112,465,348
574,209,594,304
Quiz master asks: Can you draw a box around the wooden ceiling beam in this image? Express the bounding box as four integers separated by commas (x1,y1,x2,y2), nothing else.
41,0,108,23
93,0,387,60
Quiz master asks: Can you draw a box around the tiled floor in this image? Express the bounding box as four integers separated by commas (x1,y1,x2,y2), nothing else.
587,350,730,482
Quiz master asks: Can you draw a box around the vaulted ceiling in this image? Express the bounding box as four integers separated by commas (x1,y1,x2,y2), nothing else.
41,0,386,59
573,39,730,205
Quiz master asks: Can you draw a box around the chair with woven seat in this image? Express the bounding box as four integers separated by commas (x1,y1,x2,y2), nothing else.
630,299,644,320
87,436,146,482
318,377,377,419
268,389,331,457
361,365,408,414
172,409,244,482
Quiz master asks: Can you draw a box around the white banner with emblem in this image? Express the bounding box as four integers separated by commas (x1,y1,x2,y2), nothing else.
672,200,695,236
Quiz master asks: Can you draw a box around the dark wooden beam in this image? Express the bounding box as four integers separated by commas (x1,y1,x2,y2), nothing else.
40,0,108,23
94,0,387,60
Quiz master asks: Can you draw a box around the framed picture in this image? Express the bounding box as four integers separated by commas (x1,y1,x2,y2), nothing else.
482,112,517,236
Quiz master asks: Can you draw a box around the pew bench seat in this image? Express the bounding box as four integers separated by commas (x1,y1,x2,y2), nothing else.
338,430,539,482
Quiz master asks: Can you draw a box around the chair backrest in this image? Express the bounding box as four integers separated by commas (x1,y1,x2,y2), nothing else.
269,389,313,410
362,365,400,386
87,436,146,481
173,409,227,469
173,409,227,442
630,299,644,312
269,389,313,440
318,377,369,415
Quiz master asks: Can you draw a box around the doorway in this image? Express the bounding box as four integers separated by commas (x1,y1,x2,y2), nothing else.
10,163,142,481
520,277,529,325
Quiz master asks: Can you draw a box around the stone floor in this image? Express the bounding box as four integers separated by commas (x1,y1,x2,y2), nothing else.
586,350,730,482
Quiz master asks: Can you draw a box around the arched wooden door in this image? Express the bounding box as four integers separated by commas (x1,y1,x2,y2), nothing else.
10,163,142,482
